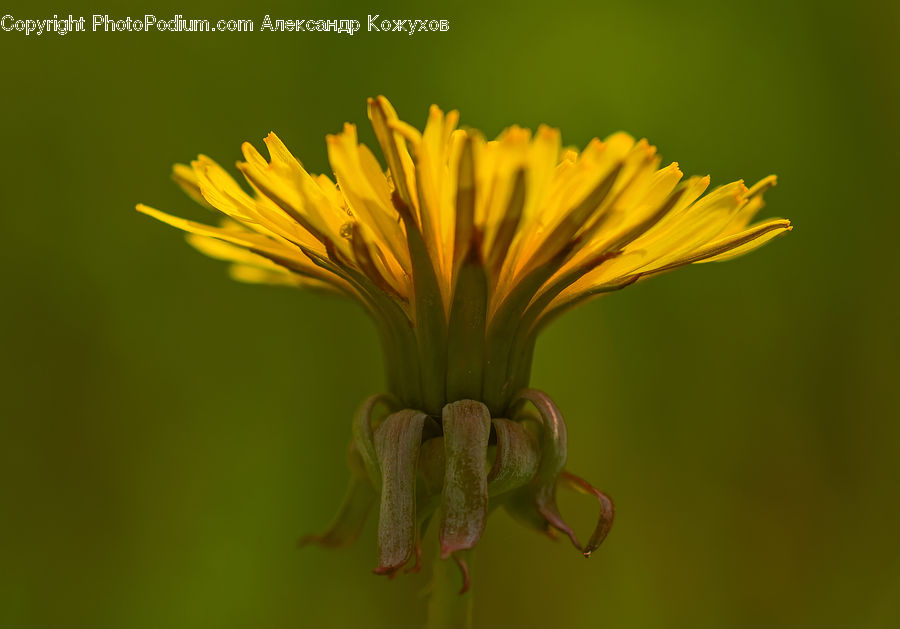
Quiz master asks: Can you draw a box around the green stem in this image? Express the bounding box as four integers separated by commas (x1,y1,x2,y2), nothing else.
425,551,474,629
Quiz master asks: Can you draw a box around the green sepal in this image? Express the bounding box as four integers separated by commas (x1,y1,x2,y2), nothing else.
446,251,488,403
415,435,446,542
299,240,422,408
298,445,376,549
562,471,615,557
488,418,540,497
393,192,448,416
514,389,580,549
493,252,621,407
501,486,557,539
374,409,427,575
507,274,641,398
322,241,422,408
482,253,572,414
439,400,492,558
486,169,526,277
451,135,477,277
352,394,395,491
418,436,446,498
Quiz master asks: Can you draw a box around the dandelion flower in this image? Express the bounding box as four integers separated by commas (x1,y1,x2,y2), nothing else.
138,96,791,591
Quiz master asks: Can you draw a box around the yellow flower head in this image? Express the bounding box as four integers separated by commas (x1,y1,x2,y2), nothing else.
138,97,792,582
138,96,790,416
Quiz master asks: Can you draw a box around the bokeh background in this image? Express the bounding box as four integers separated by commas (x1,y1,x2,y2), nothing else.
2,0,898,627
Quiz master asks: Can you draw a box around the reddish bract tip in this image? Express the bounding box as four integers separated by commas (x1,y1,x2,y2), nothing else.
453,555,471,595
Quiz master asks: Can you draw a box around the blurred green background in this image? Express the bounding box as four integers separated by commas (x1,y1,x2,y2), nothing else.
2,0,898,627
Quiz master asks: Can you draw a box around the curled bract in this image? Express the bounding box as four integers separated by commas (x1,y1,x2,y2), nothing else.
301,390,615,589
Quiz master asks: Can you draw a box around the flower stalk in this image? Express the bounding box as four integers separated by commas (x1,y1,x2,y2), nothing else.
426,548,474,629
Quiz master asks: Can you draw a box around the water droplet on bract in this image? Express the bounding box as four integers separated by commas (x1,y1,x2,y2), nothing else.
340,222,354,239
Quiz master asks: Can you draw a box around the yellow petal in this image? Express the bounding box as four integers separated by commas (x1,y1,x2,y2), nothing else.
692,218,792,264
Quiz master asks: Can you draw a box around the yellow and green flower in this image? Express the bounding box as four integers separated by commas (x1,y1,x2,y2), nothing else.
138,96,790,589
